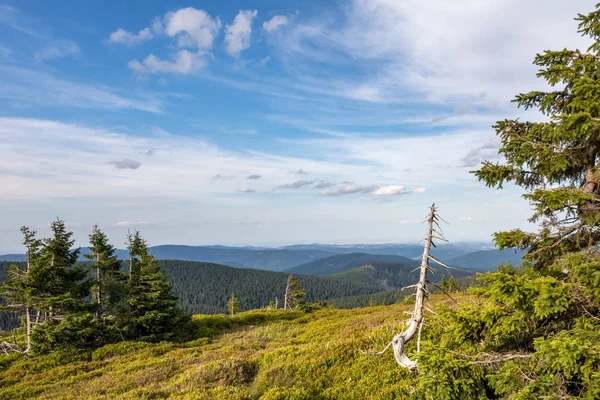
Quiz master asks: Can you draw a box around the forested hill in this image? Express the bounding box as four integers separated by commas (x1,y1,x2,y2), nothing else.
285,253,420,275
327,262,473,290
0,261,379,319
158,260,379,314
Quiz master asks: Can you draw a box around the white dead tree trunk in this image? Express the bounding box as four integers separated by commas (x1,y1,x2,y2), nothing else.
283,276,291,311
363,203,449,370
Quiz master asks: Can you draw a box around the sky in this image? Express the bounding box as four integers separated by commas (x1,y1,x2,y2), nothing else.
0,0,596,252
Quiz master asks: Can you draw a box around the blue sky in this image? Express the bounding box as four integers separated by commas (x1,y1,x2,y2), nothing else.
0,0,595,252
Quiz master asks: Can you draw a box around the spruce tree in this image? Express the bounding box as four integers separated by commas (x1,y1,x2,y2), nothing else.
121,231,184,340
34,220,90,318
29,220,97,353
284,275,306,311
0,227,42,352
474,6,600,269
86,225,125,322
227,292,240,316
410,5,600,398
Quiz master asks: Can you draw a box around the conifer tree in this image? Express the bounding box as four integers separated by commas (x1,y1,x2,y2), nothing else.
283,275,306,311
29,220,95,352
474,6,600,269
226,292,240,316
411,5,600,397
86,225,125,322
121,231,184,340
0,227,42,352
32,220,90,320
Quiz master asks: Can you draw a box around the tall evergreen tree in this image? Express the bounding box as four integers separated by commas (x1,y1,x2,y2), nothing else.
474,6,600,269
0,227,42,352
33,220,90,319
121,231,184,340
86,225,125,322
412,5,600,397
29,220,95,352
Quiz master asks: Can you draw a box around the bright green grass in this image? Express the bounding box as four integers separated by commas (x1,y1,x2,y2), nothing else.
0,294,460,399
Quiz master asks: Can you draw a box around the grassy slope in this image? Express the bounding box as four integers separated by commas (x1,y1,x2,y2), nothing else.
0,294,460,400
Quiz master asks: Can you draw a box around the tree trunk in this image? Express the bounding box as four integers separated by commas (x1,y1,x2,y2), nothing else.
284,277,291,311
24,308,31,353
24,245,31,352
96,252,101,320
390,203,437,369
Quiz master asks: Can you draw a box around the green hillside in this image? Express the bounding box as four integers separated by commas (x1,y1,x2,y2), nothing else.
0,260,380,326
328,262,473,291
286,253,420,276
0,294,461,399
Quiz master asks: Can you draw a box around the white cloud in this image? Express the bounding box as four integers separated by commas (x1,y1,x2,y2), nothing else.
257,0,593,106
277,180,315,189
0,117,533,251
164,7,221,50
34,40,80,61
128,50,205,74
320,183,376,197
109,28,152,45
372,185,407,196
240,188,256,193
114,220,152,227
225,10,258,57
411,187,427,194
263,15,288,32
0,66,162,113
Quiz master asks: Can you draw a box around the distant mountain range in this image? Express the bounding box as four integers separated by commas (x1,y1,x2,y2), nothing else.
0,242,522,272
285,253,419,276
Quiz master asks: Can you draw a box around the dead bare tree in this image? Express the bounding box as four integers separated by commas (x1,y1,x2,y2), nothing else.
362,203,450,369
283,276,291,311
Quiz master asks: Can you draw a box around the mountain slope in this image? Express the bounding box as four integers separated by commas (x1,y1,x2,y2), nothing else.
280,243,487,260
0,260,378,322
285,253,420,276
327,262,474,291
0,246,334,272
158,260,378,314
0,294,462,399
446,249,525,271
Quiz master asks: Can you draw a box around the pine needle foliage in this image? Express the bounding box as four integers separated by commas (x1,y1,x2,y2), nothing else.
412,4,600,398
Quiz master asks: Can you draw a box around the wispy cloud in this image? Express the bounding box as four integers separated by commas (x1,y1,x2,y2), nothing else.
263,15,288,32
239,188,256,193
314,181,334,189
34,40,80,62
109,159,141,170
320,183,426,197
372,185,426,196
319,183,376,197
212,174,235,181
294,169,308,176
247,174,261,180
129,50,205,74
0,67,163,113
277,180,315,189
460,139,501,167
0,5,45,38
114,220,152,227
225,10,258,57
108,27,153,45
